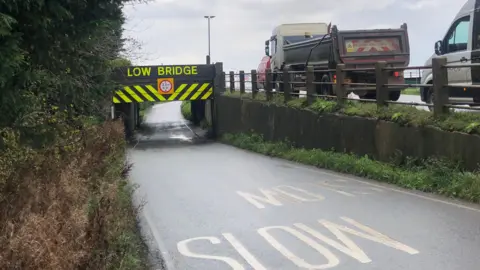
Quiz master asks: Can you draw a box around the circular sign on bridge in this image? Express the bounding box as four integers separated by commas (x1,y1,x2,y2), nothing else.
157,78,175,94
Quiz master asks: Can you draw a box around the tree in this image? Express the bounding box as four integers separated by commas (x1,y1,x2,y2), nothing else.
0,0,133,129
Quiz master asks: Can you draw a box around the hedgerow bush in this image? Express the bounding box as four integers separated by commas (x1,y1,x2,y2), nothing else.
0,0,149,268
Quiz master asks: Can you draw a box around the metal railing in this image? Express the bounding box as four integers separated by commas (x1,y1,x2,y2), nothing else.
222,57,480,118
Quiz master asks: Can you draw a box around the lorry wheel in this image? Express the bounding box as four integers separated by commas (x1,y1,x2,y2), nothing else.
257,82,264,90
275,72,284,92
317,75,332,96
389,91,401,101
363,93,377,99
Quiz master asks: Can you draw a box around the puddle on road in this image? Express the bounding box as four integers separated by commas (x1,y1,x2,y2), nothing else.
130,120,212,150
169,133,193,142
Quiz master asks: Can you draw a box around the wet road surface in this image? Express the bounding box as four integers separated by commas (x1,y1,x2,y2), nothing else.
129,101,480,270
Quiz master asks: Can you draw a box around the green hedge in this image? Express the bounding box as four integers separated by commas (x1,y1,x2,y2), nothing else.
181,101,192,121
221,132,480,203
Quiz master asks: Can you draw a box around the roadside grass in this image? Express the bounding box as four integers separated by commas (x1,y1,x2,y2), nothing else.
223,91,480,135
181,101,192,121
0,117,150,269
139,102,154,118
180,101,211,129
221,132,480,203
402,88,420,95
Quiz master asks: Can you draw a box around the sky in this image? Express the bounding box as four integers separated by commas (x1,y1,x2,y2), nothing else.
122,0,465,74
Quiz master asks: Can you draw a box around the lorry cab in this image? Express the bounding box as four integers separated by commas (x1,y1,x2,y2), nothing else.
420,0,480,108
266,23,329,71
257,23,329,89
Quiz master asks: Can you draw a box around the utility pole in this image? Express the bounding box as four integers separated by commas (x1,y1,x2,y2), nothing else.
204,15,215,64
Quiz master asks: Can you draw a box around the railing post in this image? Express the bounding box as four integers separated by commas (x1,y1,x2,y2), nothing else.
251,69,258,99
265,68,273,101
375,61,389,108
239,70,245,94
306,66,315,105
335,64,346,106
221,71,226,92
432,57,449,117
229,71,235,92
210,62,224,138
283,67,291,103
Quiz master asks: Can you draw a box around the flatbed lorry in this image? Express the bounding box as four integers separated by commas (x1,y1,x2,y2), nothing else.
258,23,411,100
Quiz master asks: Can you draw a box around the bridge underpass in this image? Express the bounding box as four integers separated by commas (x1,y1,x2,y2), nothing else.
132,101,212,149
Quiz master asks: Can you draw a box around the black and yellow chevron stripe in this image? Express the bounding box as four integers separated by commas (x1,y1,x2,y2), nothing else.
113,82,213,103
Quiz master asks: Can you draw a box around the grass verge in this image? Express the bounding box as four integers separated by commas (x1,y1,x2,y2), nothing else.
0,117,149,269
180,101,211,129
402,87,420,95
221,132,480,203
181,101,192,121
139,102,154,118
223,92,480,135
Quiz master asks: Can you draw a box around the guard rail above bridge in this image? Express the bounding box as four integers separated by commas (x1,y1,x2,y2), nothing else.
224,57,480,118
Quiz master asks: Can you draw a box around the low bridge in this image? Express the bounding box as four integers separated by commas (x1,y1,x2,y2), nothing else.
111,62,224,139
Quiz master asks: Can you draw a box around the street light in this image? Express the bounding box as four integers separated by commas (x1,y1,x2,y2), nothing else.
204,15,215,64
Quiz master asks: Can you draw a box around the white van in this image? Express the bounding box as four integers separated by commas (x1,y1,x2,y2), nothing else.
420,0,480,109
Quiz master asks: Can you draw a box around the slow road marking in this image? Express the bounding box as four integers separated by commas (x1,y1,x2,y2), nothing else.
236,183,383,209
176,216,419,269
236,185,324,209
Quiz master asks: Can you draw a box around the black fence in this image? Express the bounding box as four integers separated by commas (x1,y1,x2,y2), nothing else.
223,57,480,118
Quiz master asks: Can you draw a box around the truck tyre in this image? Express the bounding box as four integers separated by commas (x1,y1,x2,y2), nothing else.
275,71,284,92
257,82,264,90
389,91,401,101
317,75,332,96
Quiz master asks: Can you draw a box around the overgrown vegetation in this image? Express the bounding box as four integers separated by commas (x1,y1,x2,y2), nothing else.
139,102,154,118
0,116,148,269
224,92,480,135
0,0,149,268
180,101,212,129
222,133,480,203
181,101,193,121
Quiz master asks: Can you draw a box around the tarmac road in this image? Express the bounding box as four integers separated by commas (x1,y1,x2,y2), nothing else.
129,101,480,270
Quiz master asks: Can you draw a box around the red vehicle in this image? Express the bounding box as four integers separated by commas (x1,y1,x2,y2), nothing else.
256,55,270,89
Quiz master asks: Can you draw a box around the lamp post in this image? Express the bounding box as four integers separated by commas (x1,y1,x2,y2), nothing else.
204,15,215,64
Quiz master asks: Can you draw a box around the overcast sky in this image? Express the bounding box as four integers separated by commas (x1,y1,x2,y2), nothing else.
122,0,464,73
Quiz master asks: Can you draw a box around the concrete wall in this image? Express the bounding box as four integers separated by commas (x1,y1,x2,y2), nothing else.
216,96,480,170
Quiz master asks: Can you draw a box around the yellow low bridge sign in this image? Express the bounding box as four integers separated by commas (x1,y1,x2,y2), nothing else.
111,64,216,103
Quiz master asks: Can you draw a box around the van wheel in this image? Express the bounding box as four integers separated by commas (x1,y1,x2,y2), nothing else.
425,87,434,112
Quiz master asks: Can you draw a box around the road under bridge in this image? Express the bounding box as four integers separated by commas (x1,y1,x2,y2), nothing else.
128,101,480,270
